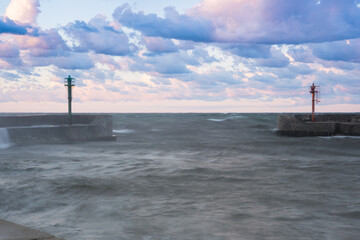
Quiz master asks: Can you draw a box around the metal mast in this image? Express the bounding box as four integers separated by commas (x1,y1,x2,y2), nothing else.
64,75,75,125
309,83,320,122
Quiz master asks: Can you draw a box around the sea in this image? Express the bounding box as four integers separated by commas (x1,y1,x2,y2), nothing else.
0,113,359,240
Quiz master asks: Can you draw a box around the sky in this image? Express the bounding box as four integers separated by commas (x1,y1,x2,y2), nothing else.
0,0,360,113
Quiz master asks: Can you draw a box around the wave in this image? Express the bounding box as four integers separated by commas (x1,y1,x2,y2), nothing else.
113,129,135,134
0,128,13,149
207,118,226,122
227,115,246,119
320,135,360,139
207,115,245,122
271,128,278,132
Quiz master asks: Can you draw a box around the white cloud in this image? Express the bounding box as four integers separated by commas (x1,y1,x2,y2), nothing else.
5,0,40,25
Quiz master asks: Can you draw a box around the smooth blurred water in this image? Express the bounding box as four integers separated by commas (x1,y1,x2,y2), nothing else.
0,113,360,240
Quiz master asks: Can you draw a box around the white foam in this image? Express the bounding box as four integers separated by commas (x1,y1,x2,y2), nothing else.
113,129,135,134
320,135,360,139
226,115,245,119
208,115,245,122
208,118,226,122
271,128,279,132
0,128,13,149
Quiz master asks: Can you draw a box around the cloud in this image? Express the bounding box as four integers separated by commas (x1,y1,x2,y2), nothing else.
187,70,241,87
0,28,71,70
193,0,360,44
317,60,359,71
311,39,360,62
251,72,278,83
130,53,191,75
287,46,314,63
287,63,315,75
26,52,94,69
2,0,360,110
17,29,70,57
0,41,20,58
5,0,40,25
0,57,23,69
222,44,272,58
0,71,21,81
64,16,136,56
254,47,290,68
143,37,178,55
113,4,214,42
0,17,36,35
113,1,360,45
259,63,315,81
129,44,219,76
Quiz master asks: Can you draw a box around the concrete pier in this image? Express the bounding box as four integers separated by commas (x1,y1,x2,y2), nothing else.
0,114,116,145
277,114,360,136
0,219,62,240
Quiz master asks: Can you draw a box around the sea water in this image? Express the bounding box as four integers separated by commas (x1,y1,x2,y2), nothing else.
0,113,359,240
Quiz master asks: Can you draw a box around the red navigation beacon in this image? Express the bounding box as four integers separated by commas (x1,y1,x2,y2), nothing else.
309,83,320,122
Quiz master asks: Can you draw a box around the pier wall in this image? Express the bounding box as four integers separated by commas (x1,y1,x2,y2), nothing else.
0,114,115,144
0,219,63,240
277,114,360,136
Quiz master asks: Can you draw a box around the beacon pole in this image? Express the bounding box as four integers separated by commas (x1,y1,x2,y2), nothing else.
64,75,75,125
310,83,315,122
309,83,320,122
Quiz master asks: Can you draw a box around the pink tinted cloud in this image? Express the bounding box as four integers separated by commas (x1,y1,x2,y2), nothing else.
115,0,360,44
0,28,74,68
191,0,360,44
25,52,94,69
5,0,40,25
10,29,68,55
0,41,19,58
143,37,177,54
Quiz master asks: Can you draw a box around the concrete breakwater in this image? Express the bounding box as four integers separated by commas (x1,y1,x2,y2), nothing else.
277,114,360,136
0,219,63,240
0,114,116,145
